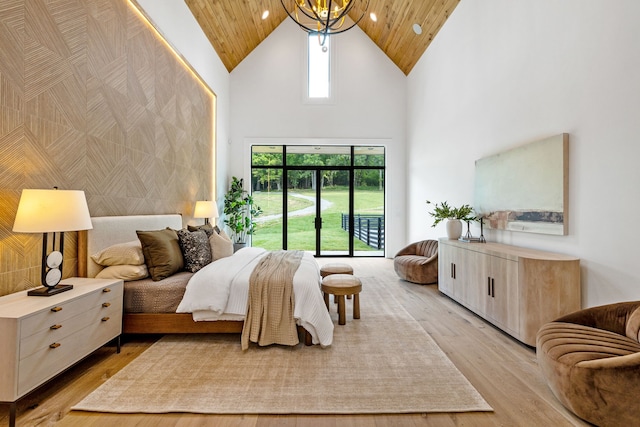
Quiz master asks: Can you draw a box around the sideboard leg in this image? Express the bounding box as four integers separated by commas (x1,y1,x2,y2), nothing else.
9,402,16,427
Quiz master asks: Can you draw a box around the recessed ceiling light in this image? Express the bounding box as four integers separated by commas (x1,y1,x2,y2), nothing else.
262,10,269,20
412,23,422,35
370,12,377,22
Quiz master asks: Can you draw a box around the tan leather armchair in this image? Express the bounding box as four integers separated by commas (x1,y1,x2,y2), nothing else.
393,240,438,285
537,301,640,427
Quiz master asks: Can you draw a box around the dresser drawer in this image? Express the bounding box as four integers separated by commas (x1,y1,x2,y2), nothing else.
18,323,94,395
85,303,122,349
19,294,122,360
17,301,122,396
20,284,123,339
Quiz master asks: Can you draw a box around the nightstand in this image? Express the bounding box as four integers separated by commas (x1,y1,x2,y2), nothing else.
0,277,123,427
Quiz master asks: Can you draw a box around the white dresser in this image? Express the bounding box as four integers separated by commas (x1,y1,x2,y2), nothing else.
0,277,123,427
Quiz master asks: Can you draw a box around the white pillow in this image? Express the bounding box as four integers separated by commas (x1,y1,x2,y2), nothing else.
96,264,149,281
91,240,145,266
209,229,234,261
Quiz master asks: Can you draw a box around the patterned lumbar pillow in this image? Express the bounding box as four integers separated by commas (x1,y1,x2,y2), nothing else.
177,228,213,273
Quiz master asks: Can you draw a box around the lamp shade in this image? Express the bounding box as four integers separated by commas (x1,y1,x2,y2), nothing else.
13,189,93,233
193,200,219,219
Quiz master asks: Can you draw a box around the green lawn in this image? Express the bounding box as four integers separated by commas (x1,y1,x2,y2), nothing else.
251,188,383,251
253,192,313,216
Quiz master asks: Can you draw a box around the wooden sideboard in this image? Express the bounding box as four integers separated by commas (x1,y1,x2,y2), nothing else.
438,239,580,346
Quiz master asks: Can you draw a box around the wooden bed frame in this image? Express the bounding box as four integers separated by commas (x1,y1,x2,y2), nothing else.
78,214,312,345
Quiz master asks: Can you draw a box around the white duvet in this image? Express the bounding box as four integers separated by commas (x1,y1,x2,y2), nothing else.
176,247,334,347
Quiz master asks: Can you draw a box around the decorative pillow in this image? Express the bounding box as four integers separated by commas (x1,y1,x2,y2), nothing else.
187,223,216,238
91,240,145,266
177,228,212,273
136,228,184,281
209,228,234,261
96,264,149,281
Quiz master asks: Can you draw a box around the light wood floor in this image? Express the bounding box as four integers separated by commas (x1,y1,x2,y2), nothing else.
4,258,590,427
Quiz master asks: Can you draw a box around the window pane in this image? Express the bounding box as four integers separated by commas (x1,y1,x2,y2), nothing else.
354,146,385,166
319,180,350,256
287,186,316,251
286,145,350,166
308,35,330,98
252,145,283,166
251,169,283,251
353,169,385,255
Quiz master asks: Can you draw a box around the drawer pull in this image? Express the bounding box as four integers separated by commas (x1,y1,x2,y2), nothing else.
50,324,62,330
49,343,61,349
103,288,111,293
51,306,62,312
101,316,110,322
102,302,111,308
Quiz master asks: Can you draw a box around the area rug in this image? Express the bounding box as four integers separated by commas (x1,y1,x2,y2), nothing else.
72,274,492,414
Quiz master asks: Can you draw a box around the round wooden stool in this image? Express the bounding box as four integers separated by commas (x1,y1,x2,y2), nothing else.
320,263,355,302
321,274,362,325
320,262,354,278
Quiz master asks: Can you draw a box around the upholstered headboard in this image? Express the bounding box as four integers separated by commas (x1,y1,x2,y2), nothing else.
79,214,183,278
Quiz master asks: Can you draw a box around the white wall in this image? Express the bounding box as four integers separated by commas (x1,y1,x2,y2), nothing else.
407,0,640,307
229,19,407,256
136,0,231,208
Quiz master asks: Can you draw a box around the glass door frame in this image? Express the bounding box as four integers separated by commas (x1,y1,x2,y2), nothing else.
251,144,384,257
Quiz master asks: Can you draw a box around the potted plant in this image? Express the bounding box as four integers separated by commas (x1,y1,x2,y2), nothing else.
223,177,263,251
426,200,476,240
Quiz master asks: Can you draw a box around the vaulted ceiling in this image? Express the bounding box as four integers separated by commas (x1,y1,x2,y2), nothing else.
183,0,460,75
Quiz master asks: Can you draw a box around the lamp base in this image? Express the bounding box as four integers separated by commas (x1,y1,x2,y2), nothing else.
28,284,74,297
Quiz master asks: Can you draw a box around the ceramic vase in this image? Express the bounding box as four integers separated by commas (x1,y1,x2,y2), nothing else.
446,219,462,240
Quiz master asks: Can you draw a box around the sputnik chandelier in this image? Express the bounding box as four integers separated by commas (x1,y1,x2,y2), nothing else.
280,0,370,46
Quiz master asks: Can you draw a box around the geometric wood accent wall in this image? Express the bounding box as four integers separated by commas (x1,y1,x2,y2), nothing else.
0,0,215,296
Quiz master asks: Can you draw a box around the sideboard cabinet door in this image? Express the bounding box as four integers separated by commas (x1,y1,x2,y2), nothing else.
484,255,519,335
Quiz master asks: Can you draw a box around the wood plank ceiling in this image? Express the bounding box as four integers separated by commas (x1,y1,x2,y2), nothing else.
184,0,460,75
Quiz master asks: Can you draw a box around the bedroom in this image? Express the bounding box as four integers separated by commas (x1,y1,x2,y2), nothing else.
1,0,639,425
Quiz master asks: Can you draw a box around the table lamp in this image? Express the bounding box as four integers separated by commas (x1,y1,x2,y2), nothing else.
13,188,93,296
193,200,219,225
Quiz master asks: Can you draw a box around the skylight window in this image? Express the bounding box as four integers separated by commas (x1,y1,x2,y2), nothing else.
307,35,330,99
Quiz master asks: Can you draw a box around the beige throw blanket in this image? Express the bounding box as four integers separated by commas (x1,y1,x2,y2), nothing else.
241,250,303,350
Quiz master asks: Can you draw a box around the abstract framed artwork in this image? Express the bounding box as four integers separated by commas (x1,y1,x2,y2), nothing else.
474,133,569,236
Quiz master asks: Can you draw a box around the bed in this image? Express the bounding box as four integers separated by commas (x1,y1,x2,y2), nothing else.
77,214,333,347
